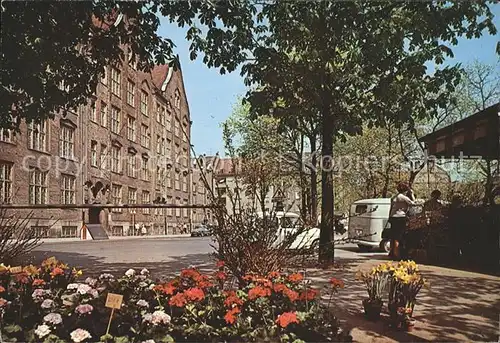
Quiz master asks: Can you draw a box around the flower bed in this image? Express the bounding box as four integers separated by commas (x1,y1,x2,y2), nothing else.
0,257,352,342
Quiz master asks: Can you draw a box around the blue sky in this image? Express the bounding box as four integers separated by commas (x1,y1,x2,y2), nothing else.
158,8,499,157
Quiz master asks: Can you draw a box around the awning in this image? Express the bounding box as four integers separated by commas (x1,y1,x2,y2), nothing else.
419,102,500,160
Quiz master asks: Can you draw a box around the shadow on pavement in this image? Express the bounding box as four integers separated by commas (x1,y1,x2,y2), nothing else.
307,258,500,342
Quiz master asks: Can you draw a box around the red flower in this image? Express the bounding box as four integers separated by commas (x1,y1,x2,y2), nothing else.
154,282,176,295
0,286,5,293
216,260,225,268
284,288,299,302
242,274,255,282
254,277,272,288
184,287,205,302
288,273,303,283
224,307,240,324
299,288,318,301
276,312,299,328
32,279,45,287
196,275,214,288
273,283,287,293
215,271,227,281
329,277,345,288
181,268,201,280
248,286,271,300
169,293,186,307
267,271,280,279
50,267,64,278
15,273,29,284
224,291,243,307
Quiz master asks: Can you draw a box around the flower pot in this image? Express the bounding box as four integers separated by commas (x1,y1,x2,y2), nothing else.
404,318,416,332
362,299,383,321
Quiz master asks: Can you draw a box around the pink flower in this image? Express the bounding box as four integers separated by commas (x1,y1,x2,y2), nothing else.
75,304,93,315
70,328,91,343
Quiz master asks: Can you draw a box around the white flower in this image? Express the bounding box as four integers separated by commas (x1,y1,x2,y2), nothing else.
67,283,79,290
70,328,92,343
140,268,149,275
141,340,155,343
41,299,54,309
89,288,99,298
151,310,171,325
76,284,92,295
139,281,148,288
125,269,135,277
75,304,93,315
136,299,149,308
148,284,156,290
84,277,97,287
142,313,153,323
32,289,50,302
43,312,63,325
35,324,51,338
99,273,115,280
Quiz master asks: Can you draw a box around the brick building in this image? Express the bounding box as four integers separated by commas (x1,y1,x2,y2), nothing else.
0,56,198,237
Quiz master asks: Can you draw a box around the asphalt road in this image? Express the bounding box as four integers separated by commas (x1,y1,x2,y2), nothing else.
27,237,386,278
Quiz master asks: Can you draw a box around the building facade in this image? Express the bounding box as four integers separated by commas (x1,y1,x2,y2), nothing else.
0,56,196,237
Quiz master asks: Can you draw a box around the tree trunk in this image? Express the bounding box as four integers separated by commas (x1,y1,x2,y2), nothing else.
319,111,334,263
310,135,318,225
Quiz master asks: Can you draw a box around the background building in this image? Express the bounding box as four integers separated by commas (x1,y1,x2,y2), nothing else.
0,55,195,237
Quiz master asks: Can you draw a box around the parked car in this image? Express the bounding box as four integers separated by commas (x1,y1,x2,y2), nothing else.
191,225,211,237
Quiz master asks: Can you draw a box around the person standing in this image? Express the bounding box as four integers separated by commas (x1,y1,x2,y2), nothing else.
388,182,416,260
423,189,444,212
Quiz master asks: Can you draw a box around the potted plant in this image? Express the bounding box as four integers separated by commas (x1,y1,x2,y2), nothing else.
357,264,390,321
387,261,426,330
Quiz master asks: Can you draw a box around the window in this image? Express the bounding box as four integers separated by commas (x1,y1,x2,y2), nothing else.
192,182,197,194
174,89,181,109
174,119,180,137
183,200,188,218
142,191,150,214
111,184,122,213
100,101,108,127
127,80,135,106
101,67,108,85
167,196,173,216
174,172,180,190
175,197,181,217
0,129,12,143
111,106,121,134
141,157,150,181
141,124,150,148
166,139,171,158
166,170,172,188
100,144,108,170
127,48,138,70
355,205,368,214
111,67,121,96
29,169,48,204
140,90,149,116
166,108,171,130
127,154,137,178
111,226,124,236
59,126,75,159
182,149,188,167
111,146,121,173
127,116,136,141
61,226,77,238
128,187,137,214
32,226,50,237
60,174,76,204
28,121,47,152
90,101,97,122
0,163,12,204
156,167,165,188
90,141,98,167
157,104,166,125
156,135,162,154
182,175,187,192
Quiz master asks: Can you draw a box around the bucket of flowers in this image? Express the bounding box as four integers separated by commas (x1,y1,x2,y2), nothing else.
357,263,390,321
387,261,426,330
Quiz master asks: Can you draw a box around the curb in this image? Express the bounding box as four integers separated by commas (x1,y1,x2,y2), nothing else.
40,234,192,244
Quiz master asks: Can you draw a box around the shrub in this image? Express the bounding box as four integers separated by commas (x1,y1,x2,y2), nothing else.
0,257,352,343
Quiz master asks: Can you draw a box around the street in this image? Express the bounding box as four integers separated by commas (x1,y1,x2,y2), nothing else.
27,236,384,277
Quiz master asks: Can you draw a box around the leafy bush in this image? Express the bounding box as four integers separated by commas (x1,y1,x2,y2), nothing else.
0,257,352,343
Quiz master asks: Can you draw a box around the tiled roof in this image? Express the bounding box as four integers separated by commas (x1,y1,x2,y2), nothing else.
151,64,169,90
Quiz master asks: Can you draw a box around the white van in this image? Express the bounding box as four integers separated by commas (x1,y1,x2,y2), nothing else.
257,211,320,249
348,198,391,252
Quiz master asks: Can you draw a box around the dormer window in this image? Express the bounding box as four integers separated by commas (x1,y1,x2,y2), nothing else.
174,89,181,109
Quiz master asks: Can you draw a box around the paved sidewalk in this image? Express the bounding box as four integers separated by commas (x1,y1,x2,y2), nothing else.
308,249,500,342
40,234,191,244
